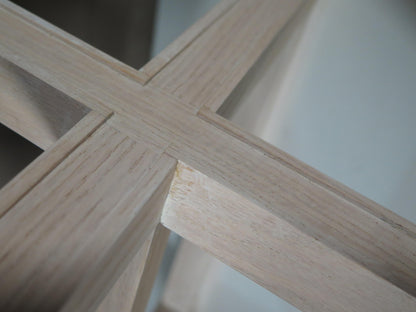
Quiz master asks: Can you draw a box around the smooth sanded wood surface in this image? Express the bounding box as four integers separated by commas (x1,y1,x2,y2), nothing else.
0,0,235,85
163,162,416,312
0,0,150,84
96,236,153,312
1,0,416,311
131,225,171,312
149,0,304,111
0,111,108,218
139,0,237,83
0,56,89,149
61,158,175,312
0,119,176,311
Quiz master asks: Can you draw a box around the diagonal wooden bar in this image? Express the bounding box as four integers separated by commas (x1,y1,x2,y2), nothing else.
0,117,176,311
96,234,154,312
130,224,171,312
0,0,415,311
162,162,416,312
0,56,90,150
0,111,108,217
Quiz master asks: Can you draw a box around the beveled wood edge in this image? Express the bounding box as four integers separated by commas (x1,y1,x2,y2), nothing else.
0,0,148,84
0,0,236,86
148,0,306,111
60,155,177,312
0,55,91,149
131,224,171,312
1,0,416,310
0,110,112,218
139,0,238,84
0,108,177,311
162,161,416,312
97,233,154,312
197,106,416,239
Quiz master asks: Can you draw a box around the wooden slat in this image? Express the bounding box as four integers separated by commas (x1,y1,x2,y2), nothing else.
149,0,304,111
0,0,235,86
0,120,176,311
2,2,416,311
166,113,416,293
111,94,416,309
139,0,237,83
162,162,416,312
0,110,108,218
197,107,416,237
97,235,153,312
216,0,314,133
0,56,89,149
131,224,171,312
0,3,192,118
110,101,416,311
61,163,175,312
61,162,175,312
95,225,169,312
0,4,116,115
0,0,150,84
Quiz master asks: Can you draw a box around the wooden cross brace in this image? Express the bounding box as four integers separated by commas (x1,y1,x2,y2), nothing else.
0,0,415,311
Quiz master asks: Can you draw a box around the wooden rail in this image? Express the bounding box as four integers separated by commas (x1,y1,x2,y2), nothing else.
0,0,415,311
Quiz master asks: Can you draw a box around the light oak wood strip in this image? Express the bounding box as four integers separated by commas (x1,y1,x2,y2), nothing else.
0,4,129,115
98,72,416,301
0,110,109,218
149,0,304,111
0,56,89,149
97,236,153,312
139,0,237,83
216,0,315,132
165,116,416,298
157,240,216,312
0,0,150,84
0,0,234,88
61,158,176,312
162,162,416,312
131,224,170,312
198,107,416,238
7,11,412,301
2,2,416,309
0,121,176,311
115,100,416,301
0,5,196,119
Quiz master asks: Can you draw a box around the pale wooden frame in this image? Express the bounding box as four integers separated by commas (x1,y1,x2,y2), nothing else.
0,0,415,311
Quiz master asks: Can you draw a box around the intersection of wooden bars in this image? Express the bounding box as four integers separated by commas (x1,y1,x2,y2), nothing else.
0,0,415,311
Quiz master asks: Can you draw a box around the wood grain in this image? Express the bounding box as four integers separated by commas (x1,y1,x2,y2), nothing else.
0,0,150,84
0,111,108,218
149,0,304,111
163,162,416,312
0,120,176,311
61,160,175,312
131,224,171,312
0,56,89,149
0,0,235,85
1,1,416,311
96,236,153,312
139,0,237,83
